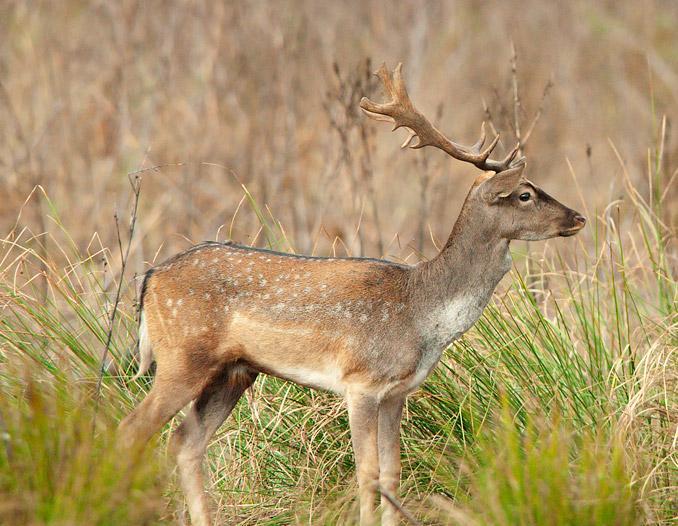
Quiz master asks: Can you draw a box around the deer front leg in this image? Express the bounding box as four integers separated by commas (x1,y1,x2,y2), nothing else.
378,396,405,526
346,389,380,526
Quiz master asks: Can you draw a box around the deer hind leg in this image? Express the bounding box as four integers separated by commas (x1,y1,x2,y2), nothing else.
169,363,257,526
118,358,207,449
378,396,405,526
346,388,380,526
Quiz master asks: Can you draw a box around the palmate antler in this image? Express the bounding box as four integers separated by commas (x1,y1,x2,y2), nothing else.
360,63,524,172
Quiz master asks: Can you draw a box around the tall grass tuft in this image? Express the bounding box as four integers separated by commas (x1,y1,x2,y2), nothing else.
0,197,168,525
0,355,168,525
424,407,640,526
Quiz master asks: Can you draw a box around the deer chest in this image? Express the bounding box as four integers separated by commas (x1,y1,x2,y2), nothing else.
419,293,491,353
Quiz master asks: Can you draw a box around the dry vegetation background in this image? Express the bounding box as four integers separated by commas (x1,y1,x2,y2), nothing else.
1,0,676,268
0,1,676,525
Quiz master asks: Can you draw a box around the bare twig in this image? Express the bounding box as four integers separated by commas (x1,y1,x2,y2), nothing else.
485,46,553,156
380,488,423,526
510,41,523,156
482,98,500,139
93,172,143,423
522,75,554,146
324,58,380,256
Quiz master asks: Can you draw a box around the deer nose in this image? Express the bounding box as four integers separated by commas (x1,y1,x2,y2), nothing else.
574,214,586,226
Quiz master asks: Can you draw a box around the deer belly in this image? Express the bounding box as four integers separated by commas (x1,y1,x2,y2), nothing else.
269,364,346,394
228,314,346,394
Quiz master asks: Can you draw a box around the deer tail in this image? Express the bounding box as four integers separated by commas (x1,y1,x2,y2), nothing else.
131,310,153,381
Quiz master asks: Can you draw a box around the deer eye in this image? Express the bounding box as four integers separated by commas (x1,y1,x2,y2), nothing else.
519,192,531,202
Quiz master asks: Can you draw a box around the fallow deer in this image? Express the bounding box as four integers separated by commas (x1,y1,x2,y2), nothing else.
119,63,586,526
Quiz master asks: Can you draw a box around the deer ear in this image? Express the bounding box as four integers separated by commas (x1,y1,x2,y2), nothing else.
480,163,526,199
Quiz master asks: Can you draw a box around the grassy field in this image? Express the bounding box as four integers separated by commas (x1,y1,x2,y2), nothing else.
0,1,676,524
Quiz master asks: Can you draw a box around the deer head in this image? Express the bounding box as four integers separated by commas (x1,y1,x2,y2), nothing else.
360,63,586,242
469,163,587,240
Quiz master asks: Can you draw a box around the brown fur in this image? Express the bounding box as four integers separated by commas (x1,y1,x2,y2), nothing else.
139,242,415,389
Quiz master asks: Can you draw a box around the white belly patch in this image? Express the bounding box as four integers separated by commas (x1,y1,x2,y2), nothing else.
272,364,345,394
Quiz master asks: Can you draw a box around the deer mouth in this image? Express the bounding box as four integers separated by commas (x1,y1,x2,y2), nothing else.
559,225,584,237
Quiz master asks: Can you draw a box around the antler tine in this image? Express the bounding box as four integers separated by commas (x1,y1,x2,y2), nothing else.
469,122,488,153
400,129,418,149
361,63,411,131
466,123,501,160
500,142,524,169
362,110,396,124
360,63,520,172
479,143,524,172
390,63,415,117
375,63,396,101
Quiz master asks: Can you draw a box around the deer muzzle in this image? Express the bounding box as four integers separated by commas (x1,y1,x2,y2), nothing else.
559,212,586,237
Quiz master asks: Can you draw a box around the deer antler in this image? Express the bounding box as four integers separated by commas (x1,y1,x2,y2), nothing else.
360,63,524,172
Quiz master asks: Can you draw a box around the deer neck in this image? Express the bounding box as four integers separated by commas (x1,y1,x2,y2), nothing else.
430,206,510,296
410,200,512,349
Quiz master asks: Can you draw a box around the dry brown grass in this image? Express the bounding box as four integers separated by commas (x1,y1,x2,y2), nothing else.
1,0,676,269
